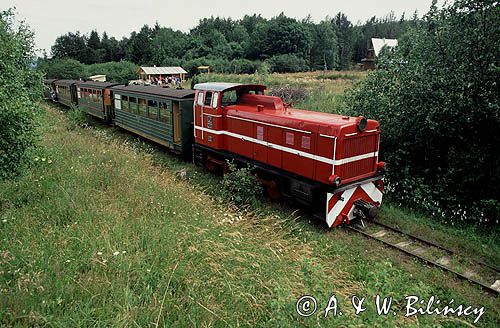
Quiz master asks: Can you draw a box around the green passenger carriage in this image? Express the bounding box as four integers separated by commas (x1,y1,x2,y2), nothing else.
76,81,120,122
54,80,77,107
110,85,195,156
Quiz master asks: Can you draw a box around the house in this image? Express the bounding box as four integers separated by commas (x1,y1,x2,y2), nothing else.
138,66,187,82
361,38,398,70
88,74,106,82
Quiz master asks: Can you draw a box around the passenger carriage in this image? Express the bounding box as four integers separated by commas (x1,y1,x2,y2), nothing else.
75,81,120,122
43,79,58,101
54,80,78,107
110,85,195,156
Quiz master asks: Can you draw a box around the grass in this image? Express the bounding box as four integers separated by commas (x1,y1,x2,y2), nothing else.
1,70,499,326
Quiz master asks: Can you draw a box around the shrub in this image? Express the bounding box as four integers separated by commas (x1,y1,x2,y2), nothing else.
37,58,85,79
222,160,263,205
266,54,309,73
0,9,42,180
268,86,307,105
66,105,89,130
345,0,500,226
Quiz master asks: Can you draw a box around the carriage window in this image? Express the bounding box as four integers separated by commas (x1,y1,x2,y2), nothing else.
197,92,204,106
121,96,128,111
138,98,147,117
129,97,137,113
221,90,237,106
204,92,212,106
148,100,158,120
159,102,170,124
212,92,219,108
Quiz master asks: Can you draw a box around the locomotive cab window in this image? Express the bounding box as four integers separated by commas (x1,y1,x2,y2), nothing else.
212,92,219,108
221,90,237,106
204,92,212,106
197,92,204,106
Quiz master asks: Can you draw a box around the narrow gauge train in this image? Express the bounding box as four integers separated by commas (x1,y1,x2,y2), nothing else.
44,79,385,227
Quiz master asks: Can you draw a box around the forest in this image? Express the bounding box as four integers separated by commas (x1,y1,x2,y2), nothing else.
40,11,418,76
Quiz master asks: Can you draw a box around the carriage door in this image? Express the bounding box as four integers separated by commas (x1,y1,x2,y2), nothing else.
173,101,181,143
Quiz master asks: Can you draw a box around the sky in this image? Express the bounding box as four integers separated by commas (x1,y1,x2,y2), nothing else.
4,0,436,54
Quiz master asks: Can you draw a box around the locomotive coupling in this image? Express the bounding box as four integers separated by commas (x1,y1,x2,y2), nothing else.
353,199,379,219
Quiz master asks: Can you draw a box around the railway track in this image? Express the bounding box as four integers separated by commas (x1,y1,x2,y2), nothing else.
346,219,500,296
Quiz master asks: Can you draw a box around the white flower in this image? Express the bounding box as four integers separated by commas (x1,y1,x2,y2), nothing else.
2,219,6,223
113,251,120,256
122,251,126,254
97,252,103,256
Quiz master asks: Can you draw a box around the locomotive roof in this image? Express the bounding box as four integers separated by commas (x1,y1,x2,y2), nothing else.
43,79,58,84
194,82,266,92
76,81,121,89
111,85,195,99
54,79,78,86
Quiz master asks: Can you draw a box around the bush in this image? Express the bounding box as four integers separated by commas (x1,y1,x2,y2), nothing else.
222,160,263,205
86,61,137,84
268,86,306,105
266,54,309,73
37,58,85,79
66,105,89,130
0,9,42,180
345,0,500,226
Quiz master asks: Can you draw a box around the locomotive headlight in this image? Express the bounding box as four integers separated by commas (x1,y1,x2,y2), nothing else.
328,175,342,187
356,116,367,132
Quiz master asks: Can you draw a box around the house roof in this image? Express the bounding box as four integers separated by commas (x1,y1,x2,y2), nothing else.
371,38,398,57
110,85,195,99
194,82,266,92
139,66,187,75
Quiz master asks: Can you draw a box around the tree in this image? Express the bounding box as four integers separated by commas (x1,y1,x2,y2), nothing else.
51,31,93,64
346,0,500,224
37,58,86,79
333,13,355,70
309,20,338,70
0,9,42,180
264,13,312,58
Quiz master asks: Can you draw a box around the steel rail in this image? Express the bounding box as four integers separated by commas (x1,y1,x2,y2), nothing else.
370,220,500,273
346,224,499,296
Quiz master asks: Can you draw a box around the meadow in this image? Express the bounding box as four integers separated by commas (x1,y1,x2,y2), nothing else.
1,71,499,327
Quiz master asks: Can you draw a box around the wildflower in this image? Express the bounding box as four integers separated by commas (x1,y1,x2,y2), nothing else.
122,251,126,254
113,251,120,256
48,160,52,164
97,252,103,256
66,260,71,263
41,158,46,162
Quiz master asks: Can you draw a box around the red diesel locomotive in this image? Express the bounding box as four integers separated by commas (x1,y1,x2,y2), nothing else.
192,82,384,227
44,79,384,227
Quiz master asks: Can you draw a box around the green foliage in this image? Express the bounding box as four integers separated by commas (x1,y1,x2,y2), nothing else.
66,105,89,130
38,59,137,84
46,12,416,73
0,9,42,180
346,0,500,225
85,61,137,84
222,160,263,205
37,58,85,79
267,54,309,73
